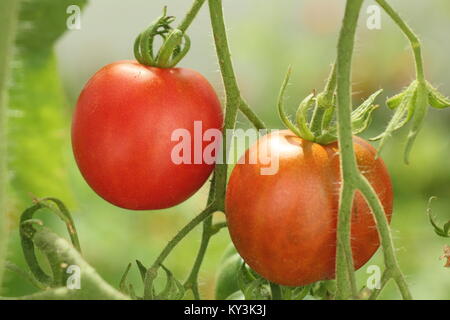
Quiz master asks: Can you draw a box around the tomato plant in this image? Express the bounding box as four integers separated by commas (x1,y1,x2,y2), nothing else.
225,130,393,286
2,0,449,302
72,61,223,210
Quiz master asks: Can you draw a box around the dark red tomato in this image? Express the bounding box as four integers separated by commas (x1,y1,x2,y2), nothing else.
225,130,393,286
72,61,223,210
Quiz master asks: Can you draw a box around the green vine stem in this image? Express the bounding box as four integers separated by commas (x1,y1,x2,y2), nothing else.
143,204,216,299
356,177,412,299
375,0,425,83
375,0,428,164
178,0,267,132
183,0,266,296
335,0,412,300
141,0,266,300
239,99,266,130
0,0,20,291
334,0,364,299
183,215,213,299
2,224,128,300
19,198,82,287
183,177,216,299
177,0,207,32
208,0,244,209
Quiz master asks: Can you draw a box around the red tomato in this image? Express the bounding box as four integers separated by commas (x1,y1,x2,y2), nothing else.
225,130,393,286
72,61,223,210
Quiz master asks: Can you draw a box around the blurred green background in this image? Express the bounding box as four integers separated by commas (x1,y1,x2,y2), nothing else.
2,0,449,299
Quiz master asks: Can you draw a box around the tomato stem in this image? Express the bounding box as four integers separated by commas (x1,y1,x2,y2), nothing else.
335,0,412,300
141,0,267,300
208,0,243,210
183,176,216,300
181,0,266,299
134,0,205,68
356,176,412,299
335,0,362,299
143,204,217,299
239,99,267,130
374,0,429,164
177,0,207,33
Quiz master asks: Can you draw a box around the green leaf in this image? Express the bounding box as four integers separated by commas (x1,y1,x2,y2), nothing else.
155,264,185,300
296,93,316,141
386,90,406,109
316,90,381,144
427,81,450,109
7,0,87,214
277,67,308,139
444,221,450,235
0,0,20,292
370,81,417,154
156,265,175,299
350,89,382,135
427,197,450,238
135,260,148,282
403,82,428,164
119,263,132,295
237,262,255,290
290,285,312,300
236,263,271,300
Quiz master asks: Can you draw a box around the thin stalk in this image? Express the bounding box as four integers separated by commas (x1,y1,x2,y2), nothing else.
334,0,363,299
210,221,227,235
375,0,425,83
356,176,412,299
208,0,243,211
183,215,212,300
335,0,413,300
375,0,428,164
179,0,267,131
149,204,217,272
180,1,265,299
177,0,207,33
143,204,216,299
335,184,357,299
181,0,261,300
184,177,216,300
239,99,266,130
368,266,392,300
143,0,260,300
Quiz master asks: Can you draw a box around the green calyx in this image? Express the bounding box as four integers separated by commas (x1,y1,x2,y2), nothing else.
371,80,450,164
134,7,191,68
277,65,381,145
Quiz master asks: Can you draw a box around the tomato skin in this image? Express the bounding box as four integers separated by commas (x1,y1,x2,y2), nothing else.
225,130,393,286
72,61,223,210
